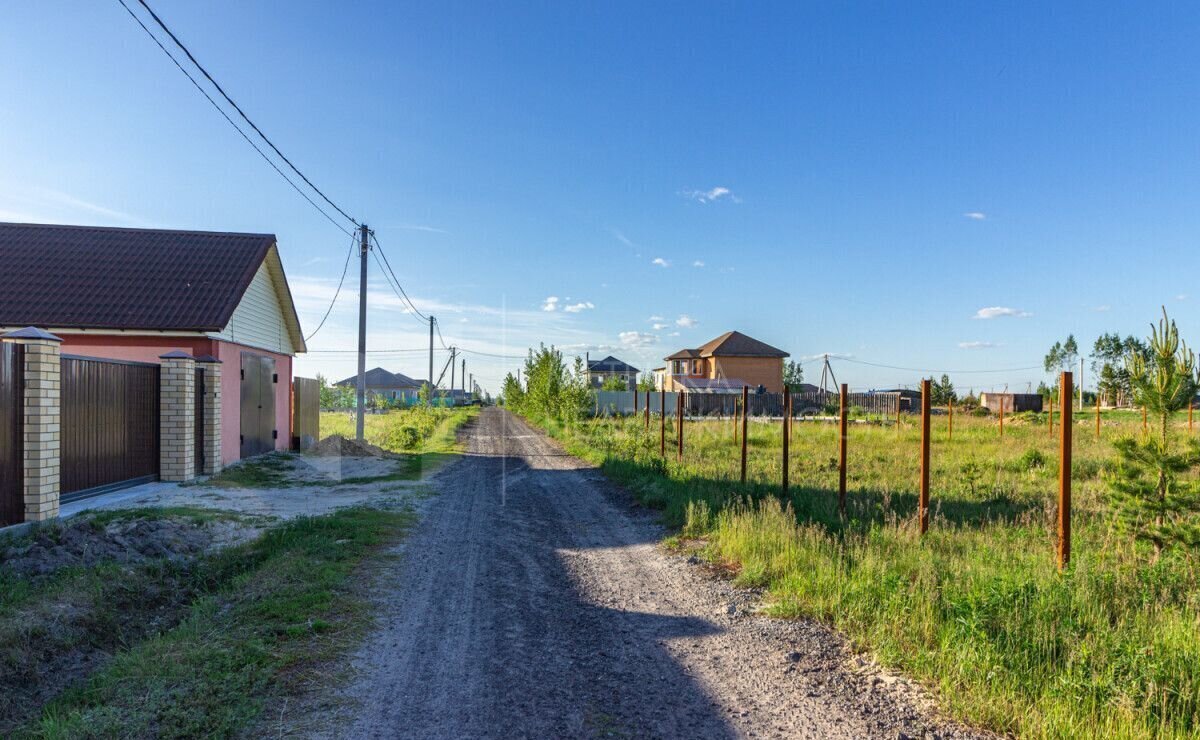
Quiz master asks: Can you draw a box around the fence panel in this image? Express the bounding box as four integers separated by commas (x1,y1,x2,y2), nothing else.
61,355,159,501
0,343,23,526
292,376,320,449
590,389,900,420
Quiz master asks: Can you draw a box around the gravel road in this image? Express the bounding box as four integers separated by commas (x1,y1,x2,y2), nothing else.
323,408,981,739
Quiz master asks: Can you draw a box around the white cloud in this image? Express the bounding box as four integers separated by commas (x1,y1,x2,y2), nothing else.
396,223,448,234
675,315,697,328
682,186,738,204
648,315,665,322
652,323,670,330
958,341,1000,350
668,331,680,337
973,306,1031,319
964,211,987,220
619,331,658,349
563,301,595,313
541,296,559,312
1177,294,1188,301
692,260,706,268
1092,305,1111,312
612,229,635,248
652,257,670,268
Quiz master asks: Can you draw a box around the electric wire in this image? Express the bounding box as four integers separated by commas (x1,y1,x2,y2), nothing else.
370,233,428,320
133,0,358,227
832,356,1043,375
369,250,431,329
302,231,357,342
115,0,353,237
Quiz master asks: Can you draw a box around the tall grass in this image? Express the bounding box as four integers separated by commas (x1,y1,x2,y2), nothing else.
539,409,1200,738
320,406,477,454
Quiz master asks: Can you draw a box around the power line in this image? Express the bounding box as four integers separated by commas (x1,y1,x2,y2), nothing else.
433,317,450,350
115,0,353,237
302,231,357,342
458,348,527,360
369,249,430,329
370,233,428,320
132,0,358,228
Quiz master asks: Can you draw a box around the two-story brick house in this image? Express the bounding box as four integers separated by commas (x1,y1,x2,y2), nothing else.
660,331,789,393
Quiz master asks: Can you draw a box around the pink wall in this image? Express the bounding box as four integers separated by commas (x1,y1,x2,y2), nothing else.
55,334,294,466
214,340,293,465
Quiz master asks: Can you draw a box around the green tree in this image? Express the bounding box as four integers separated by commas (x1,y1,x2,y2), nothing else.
1044,335,1080,387
601,375,630,391
636,372,656,392
1092,332,1149,406
931,374,956,405
500,372,524,407
510,344,592,423
1105,309,1200,558
783,360,805,391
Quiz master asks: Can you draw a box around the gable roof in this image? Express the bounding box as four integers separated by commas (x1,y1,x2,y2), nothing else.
0,222,306,352
335,367,423,389
665,331,789,361
587,355,639,373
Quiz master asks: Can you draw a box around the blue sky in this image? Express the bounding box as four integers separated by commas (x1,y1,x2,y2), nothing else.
2,2,1198,395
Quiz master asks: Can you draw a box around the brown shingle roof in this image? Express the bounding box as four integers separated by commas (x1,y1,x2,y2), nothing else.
664,331,789,361
0,222,288,335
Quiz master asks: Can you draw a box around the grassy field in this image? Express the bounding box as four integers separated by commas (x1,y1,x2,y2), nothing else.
536,408,1200,739
320,405,478,455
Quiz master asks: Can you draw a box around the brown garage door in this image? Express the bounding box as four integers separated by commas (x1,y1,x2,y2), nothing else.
61,355,160,501
0,343,23,526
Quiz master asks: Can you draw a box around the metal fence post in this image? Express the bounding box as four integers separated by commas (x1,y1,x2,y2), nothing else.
1096,393,1101,439
919,378,931,535
645,390,650,430
782,386,790,494
659,390,665,457
999,395,1004,437
948,396,953,442
677,392,684,462
838,383,848,516
740,385,749,484
1049,395,1054,436
1059,371,1073,570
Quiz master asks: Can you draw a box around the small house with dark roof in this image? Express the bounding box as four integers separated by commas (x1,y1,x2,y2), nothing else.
336,367,424,404
0,222,306,464
586,355,639,390
662,330,789,393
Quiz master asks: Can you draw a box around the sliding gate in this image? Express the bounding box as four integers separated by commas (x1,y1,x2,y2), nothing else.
0,344,23,526
61,356,160,502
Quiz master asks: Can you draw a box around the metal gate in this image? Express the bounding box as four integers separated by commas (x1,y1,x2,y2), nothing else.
240,352,276,458
0,343,24,526
61,355,160,501
195,367,206,474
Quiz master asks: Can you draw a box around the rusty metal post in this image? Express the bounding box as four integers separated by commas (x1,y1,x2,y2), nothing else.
919,379,931,535
1143,406,1148,434
948,397,953,442
782,386,790,494
838,383,848,516
740,385,749,484
896,394,901,432
733,394,739,445
999,395,1004,437
1049,395,1054,436
634,387,638,415
1058,372,1073,570
1096,393,1101,439
659,389,665,457
677,392,684,462
1190,401,1194,435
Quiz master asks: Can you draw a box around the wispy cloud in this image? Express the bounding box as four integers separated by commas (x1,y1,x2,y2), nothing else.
964,211,987,220
648,315,665,322
396,223,448,234
1092,305,1111,312
541,296,560,312
563,301,595,313
619,331,658,349
973,306,1031,319
681,186,739,204
652,323,670,330
958,341,1000,350
675,315,697,328
692,260,705,268
1177,294,1188,301
651,257,670,268
611,229,635,248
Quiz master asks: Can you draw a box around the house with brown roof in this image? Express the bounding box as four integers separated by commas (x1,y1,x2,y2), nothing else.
661,331,789,393
0,222,306,465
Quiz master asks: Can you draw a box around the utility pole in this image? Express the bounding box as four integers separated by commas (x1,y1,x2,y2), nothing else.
462,358,466,395
355,223,369,441
470,373,474,399
449,348,456,400
429,315,435,398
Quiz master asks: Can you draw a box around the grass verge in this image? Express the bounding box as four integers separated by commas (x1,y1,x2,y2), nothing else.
15,506,413,739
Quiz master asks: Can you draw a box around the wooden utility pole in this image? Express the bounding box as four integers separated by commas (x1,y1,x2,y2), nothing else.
449,348,456,397
919,379,931,535
355,223,369,441
1058,372,1073,570
838,383,848,516
740,385,749,483
782,386,790,493
428,316,435,398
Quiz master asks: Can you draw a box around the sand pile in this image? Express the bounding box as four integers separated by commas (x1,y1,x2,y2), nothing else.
308,435,394,458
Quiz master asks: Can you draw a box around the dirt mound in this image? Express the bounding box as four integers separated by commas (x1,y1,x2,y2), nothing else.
1,516,249,578
308,434,394,458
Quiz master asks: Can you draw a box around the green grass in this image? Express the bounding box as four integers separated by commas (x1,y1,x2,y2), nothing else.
532,408,1200,739
17,506,413,739
320,406,478,455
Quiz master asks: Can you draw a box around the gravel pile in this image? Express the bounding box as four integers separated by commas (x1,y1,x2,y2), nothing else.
308,435,394,458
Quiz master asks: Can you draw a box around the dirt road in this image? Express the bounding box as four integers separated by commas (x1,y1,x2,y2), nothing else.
323,408,976,739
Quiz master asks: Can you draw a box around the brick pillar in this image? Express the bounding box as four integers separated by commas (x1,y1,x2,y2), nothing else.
195,355,223,476
159,351,196,482
3,327,63,522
